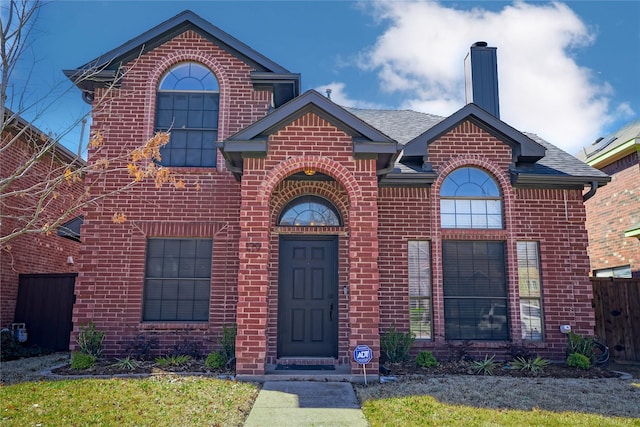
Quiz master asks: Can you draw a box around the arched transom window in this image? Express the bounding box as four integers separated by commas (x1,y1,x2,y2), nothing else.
155,62,219,167
440,167,502,229
278,196,342,227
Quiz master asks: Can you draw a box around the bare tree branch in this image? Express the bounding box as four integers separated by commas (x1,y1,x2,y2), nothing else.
1,0,189,247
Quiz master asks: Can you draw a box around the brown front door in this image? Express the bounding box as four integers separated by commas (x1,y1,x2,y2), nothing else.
278,236,338,358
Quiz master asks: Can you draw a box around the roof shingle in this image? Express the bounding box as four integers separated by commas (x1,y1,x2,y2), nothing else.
347,107,609,185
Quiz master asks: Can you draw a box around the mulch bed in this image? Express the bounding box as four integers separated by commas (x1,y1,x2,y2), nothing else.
382,359,620,379
51,358,233,377
51,358,621,379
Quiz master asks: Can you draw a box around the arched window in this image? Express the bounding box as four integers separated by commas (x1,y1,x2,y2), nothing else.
278,196,342,227
155,62,219,167
440,167,502,229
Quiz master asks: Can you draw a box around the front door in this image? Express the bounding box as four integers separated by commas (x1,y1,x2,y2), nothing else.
278,236,338,358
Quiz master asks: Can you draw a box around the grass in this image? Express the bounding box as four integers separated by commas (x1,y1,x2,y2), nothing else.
357,376,640,427
360,395,639,427
2,355,640,426
0,375,259,427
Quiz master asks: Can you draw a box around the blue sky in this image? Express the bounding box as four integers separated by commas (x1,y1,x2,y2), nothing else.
7,0,640,156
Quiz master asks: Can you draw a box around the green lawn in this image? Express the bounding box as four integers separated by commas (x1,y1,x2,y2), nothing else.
361,395,640,427
0,376,259,426
3,373,640,426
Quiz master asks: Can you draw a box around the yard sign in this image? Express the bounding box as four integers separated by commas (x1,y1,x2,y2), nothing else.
353,344,373,384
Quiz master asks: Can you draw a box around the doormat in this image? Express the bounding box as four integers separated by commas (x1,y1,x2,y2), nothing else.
275,364,336,371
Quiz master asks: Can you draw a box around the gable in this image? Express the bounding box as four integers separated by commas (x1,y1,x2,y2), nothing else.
345,105,610,189
401,103,546,168
63,10,299,106
221,90,399,179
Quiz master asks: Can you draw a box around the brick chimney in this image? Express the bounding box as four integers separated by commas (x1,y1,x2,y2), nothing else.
464,41,500,118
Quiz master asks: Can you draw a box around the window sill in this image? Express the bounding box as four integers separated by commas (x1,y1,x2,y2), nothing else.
520,340,545,346
161,166,218,175
139,322,209,331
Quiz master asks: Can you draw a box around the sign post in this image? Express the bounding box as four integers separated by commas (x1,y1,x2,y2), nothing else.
353,344,373,385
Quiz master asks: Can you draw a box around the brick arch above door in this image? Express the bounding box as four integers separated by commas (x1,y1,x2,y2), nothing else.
269,180,350,229
258,155,365,210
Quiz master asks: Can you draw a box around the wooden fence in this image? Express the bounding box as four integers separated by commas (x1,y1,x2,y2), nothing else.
591,278,640,362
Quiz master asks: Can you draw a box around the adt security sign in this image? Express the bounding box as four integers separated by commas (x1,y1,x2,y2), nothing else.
353,345,373,365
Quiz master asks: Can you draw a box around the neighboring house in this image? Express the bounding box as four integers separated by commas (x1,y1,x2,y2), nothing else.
64,10,609,379
1,111,84,350
579,120,640,278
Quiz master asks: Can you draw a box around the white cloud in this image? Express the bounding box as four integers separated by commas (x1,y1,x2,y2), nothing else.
314,81,385,109
357,0,632,154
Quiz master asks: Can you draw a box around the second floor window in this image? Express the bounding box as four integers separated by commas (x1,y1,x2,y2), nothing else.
440,167,502,229
156,62,219,167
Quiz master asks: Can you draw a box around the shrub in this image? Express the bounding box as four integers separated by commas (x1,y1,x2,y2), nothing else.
506,344,535,360
124,335,158,360
205,351,226,369
567,352,591,370
71,352,97,370
511,356,550,373
446,340,473,361
171,340,201,358
567,332,594,361
0,329,49,361
155,354,191,367
1,330,23,361
76,322,105,358
416,351,438,368
219,324,237,362
380,325,415,363
473,355,497,376
111,356,141,371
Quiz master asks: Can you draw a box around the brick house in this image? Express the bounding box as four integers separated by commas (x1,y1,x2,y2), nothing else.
64,10,609,380
1,111,84,349
579,120,640,278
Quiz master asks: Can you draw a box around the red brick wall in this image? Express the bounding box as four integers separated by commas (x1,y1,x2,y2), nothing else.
585,153,640,277
378,121,594,360
72,29,596,368
513,188,593,358
234,112,381,376
72,30,266,356
378,186,431,334
1,130,83,327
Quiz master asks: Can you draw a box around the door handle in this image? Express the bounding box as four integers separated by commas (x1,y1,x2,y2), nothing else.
329,303,333,321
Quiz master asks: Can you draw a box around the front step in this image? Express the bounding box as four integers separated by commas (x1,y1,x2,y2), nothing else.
235,357,379,382
275,357,340,367
258,364,377,383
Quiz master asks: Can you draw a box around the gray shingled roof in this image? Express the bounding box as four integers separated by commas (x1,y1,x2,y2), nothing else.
346,108,444,145
347,107,609,184
577,119,640,162
516,133,609,180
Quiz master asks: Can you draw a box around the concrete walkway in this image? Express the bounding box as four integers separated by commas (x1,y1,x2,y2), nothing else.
244,381,368,427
